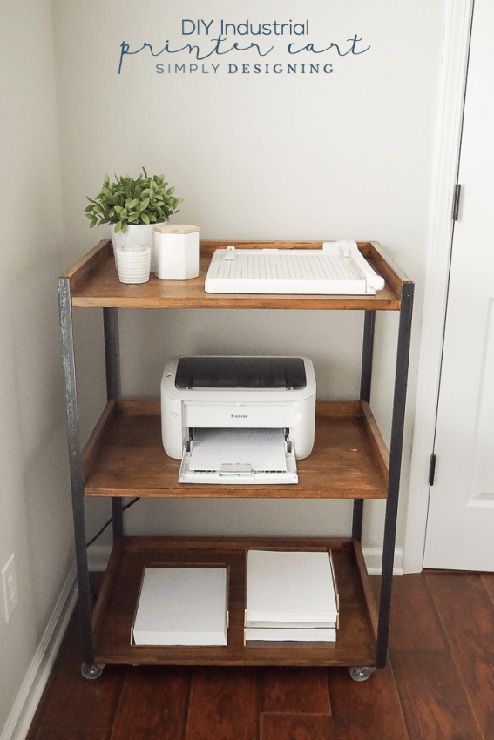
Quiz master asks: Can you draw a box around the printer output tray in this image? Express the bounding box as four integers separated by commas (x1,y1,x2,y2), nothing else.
179,428,298,485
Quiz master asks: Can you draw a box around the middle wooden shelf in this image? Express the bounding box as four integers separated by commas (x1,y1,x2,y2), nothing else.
83,399,389,499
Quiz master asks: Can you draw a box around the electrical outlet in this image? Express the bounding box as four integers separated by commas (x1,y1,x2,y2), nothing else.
2,554,18,623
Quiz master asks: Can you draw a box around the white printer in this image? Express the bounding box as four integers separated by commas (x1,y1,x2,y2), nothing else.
161,356,316,485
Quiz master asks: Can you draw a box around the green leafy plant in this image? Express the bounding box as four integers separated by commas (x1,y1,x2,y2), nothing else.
85,167,182,233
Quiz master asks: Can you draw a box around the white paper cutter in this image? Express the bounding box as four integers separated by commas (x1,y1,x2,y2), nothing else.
205,240,385,295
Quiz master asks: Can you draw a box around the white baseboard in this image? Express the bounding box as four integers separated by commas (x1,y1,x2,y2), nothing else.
0,564,77,740
88,543,403,576
363,547,403,575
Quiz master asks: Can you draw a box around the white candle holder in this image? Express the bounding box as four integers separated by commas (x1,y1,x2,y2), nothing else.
115,244,151,284
153,225,200,280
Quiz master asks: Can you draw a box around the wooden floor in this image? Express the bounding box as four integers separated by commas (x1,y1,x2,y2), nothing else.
27,571,494,739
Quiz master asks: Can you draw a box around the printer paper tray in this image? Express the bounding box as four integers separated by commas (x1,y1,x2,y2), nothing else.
179,428,298,485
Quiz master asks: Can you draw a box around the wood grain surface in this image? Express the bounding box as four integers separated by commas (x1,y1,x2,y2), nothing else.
28,569,494,739
186,668,259,740
65,240,405,310
261,668,331,714
426,572,494,736
260,713,334,740
83,400,388,499
91,537,375,668
329,665,408,740
109,666,191,740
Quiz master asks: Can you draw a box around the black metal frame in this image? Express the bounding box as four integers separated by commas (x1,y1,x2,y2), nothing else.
375,282,414,666
58,273,414,674
352,285,415,667
352,311,377,542
58,278,95,666
103,308,124,541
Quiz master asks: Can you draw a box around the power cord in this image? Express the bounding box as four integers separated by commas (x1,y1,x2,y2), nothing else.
85,497,140,548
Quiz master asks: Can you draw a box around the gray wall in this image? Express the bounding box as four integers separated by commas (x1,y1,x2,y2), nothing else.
0,0,73,733
51,0,444,550
0,0,447,730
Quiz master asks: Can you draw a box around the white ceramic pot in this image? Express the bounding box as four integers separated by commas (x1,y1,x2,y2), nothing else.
153,225,200,280
115,244,151,284
111,223,166,271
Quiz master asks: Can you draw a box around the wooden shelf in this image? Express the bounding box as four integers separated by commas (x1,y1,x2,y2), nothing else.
92,537,376,668
59,237,411,674
83,400,389,500
64,239,408,311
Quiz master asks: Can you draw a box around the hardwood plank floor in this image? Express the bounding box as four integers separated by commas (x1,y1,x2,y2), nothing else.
261,669,331,714
110,666,190,739
481,573,494,605
27,572,494,739
426,573,494,737
260,713,334,740
185,668,259,740
383,574,482,739
329,664,408,740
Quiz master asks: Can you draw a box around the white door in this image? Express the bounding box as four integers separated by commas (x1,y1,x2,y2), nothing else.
423,0,494,570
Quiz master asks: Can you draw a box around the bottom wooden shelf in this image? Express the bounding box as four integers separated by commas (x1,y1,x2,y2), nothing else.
92,536,377,667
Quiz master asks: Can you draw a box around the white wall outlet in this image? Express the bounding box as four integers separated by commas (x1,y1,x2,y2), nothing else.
2,553,18,623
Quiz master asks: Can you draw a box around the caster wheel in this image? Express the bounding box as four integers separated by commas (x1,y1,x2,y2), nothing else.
349,666,375,682
81,663,105,680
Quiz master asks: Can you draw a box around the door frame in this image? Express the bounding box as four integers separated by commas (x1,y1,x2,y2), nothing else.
403,0,474,573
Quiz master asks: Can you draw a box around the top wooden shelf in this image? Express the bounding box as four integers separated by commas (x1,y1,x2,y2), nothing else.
63,239,410,310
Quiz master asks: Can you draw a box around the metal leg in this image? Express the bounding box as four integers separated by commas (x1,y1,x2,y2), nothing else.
58,278,95,667
103,307,124,541
103,307,120,400
360,311,376,403
376,283,414,667
352,500,364,541
353,311,377,542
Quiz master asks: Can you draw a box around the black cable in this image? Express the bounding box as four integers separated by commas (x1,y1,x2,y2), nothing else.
85,497,140,548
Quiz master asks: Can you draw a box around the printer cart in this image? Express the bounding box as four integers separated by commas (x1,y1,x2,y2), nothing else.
59,240,413,681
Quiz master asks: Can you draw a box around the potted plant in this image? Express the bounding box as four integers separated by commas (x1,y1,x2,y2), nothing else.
85,168,182,265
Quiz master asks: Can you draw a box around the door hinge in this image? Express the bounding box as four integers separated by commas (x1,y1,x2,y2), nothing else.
429,453,437,486
452,184,462,221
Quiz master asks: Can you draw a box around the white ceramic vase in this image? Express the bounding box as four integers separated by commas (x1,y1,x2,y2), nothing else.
111,223,166,271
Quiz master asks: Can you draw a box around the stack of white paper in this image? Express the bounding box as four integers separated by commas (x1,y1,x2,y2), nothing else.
132,567,228,646
245,550,338,643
